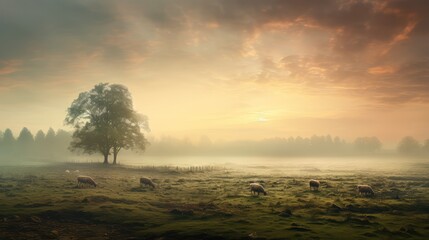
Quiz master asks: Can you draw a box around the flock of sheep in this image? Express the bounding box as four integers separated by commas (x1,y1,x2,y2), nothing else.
76,175,156,189
250,179,374,196
248,180,324,196
74,172,375,197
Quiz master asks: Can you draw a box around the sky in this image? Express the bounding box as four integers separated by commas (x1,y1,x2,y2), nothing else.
0,0,428,145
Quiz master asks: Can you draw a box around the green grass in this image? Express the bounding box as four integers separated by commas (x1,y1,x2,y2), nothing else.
0,162,428,239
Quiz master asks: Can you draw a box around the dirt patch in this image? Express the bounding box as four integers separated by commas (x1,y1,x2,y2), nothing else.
327,203,343,213
343,215,373,225
158,231,229,240
344,204,390,213
39,210,95,223
288,227,312,232
0,217,130,240
170,208,194,216
129,186,150,192
82,195,139,204
278,209,293,217
15,203,53,208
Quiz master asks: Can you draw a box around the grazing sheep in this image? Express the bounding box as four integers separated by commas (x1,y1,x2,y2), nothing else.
77,175,97,188
74,170,80,173
309,179,320,191
140,177,156,189
250,183,267,196
65,170,70,173
357,185,374,196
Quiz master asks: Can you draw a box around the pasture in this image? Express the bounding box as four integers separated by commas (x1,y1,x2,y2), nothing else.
0,160,428,239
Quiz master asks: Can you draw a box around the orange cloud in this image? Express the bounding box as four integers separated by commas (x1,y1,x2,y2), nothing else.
0,60,21,75
367,65,396,75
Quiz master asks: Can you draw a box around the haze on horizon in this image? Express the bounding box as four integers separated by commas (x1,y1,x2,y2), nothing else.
1,0,429,146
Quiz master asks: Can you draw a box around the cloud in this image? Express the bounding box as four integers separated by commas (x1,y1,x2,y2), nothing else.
367,66,396,75
271,54,429,104
130,0,420,54
1,0,419,60
0,0,114,58
0,0,428,105
0,60,21,75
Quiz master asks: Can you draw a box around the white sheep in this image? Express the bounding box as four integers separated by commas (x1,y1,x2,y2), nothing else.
250,183,267,196
65,170,70,173
357,185,374,196
77,175,97,188
309,179,320,191
140,177,156,189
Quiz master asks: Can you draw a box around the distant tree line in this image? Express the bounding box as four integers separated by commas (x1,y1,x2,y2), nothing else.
146,135,429,157
397,136,429,156
2,128,429,163
0,127,72,162
145,135,383,157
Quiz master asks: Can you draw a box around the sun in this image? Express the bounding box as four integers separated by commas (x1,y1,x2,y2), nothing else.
257,116,268,122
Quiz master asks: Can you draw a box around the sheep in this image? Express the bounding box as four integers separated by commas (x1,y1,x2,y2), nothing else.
309,179,320,191
250,183,267,196
74,170,80,173
357,185,374,196
77,175,97,188
65,170,70,173
140,177,156,189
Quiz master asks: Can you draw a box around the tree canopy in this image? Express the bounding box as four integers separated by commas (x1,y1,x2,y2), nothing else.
17,127,34,145
353,137,382,153
65,83,149,164
397,136,421,155
2,129,15,145
45,128,56,145
34,130,46,144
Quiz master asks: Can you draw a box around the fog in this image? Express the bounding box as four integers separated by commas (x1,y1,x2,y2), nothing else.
1,127,428,167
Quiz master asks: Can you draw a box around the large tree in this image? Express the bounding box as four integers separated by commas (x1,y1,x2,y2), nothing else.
65,83,149,164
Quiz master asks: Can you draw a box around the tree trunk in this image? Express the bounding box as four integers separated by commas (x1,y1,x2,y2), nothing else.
113,148,119,165
103,154,109,164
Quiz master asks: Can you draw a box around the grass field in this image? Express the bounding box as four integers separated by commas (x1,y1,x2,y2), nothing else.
0,160,429,239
